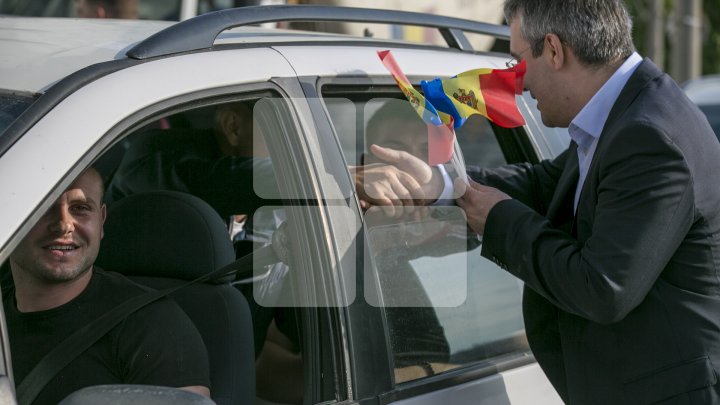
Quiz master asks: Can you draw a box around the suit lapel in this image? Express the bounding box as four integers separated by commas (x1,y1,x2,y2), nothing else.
604,58,662,129
571,58,664,231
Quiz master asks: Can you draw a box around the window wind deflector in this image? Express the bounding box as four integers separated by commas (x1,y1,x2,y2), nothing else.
126,5,510,60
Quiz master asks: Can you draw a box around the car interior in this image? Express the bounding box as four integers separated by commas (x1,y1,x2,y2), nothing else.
95,97,304,404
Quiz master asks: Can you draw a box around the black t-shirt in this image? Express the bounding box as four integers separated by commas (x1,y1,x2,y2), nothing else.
4,269,210,405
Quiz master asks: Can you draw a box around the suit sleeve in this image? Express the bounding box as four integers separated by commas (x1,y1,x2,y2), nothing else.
467,147,569,216
481,123,694,324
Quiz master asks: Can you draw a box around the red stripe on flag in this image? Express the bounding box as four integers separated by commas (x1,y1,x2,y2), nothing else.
378,50,412,85
427,121,455,165
479,70,525,128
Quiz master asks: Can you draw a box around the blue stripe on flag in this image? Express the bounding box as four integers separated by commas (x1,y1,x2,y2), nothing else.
421,78,466,128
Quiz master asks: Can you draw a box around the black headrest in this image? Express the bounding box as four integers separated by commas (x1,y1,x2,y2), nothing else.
97,191,234,280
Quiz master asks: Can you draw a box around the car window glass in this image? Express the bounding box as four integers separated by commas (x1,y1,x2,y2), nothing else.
322,89,529,384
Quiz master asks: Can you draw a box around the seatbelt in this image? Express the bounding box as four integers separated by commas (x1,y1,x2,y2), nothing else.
16,244,278,405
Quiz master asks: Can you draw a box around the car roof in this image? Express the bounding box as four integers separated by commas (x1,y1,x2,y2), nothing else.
0,16,383,94
0,17,173,93
0,19,432,94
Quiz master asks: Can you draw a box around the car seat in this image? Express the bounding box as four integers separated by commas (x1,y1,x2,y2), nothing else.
96,191,255,405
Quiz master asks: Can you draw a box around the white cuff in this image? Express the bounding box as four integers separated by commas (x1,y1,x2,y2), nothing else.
433,164,454,205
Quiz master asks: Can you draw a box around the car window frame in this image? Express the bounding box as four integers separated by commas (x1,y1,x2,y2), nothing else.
313,76,547,403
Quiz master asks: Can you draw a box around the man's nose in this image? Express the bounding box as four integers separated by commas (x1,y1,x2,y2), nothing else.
48,207,75,235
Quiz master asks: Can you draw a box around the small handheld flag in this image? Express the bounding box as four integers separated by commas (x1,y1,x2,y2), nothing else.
377,50,526,164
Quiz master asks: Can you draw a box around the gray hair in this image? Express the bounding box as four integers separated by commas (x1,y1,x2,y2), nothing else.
503,0,635,67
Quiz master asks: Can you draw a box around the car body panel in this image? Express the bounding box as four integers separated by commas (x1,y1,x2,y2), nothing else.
389,363,561,405
0,17,172,93
274,45,507,78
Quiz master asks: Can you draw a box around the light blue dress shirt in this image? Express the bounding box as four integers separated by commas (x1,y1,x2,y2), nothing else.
568,52,643,212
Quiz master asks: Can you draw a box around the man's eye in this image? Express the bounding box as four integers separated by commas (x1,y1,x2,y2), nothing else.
73,205,92,212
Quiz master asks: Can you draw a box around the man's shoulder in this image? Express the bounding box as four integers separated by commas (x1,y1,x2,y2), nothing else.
92,268,153,297
92,269,184,315
95,269,198,338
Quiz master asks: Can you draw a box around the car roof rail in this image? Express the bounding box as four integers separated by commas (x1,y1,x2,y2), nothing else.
126,4,509,60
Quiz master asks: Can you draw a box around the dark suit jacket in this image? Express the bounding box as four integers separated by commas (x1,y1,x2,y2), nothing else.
471,59,720,404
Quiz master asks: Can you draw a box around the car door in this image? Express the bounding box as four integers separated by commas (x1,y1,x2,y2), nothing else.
0,46,351,404
276,44,565,404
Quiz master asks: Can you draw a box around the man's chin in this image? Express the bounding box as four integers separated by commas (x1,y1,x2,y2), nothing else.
35,264,92,284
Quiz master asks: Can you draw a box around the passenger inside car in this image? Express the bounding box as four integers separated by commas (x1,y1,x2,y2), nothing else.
105,99,279,219
2,167,211,405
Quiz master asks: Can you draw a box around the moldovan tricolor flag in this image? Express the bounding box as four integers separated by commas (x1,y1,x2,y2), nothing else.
421,62,526,129
377,50,526,165
377,50,455,165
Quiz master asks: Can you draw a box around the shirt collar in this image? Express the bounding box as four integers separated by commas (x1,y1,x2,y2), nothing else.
569,52,643,149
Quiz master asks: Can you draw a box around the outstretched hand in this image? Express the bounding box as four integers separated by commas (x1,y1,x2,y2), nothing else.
351,144,441,217
455,176,510,234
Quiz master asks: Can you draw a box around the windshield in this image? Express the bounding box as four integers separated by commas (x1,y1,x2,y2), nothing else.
0,93,36,137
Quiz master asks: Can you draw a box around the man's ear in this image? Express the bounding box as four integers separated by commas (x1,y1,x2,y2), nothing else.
544,33,565,70
218,110,240,146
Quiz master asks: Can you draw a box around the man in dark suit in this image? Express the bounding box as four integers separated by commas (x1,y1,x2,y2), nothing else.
452,0,720,403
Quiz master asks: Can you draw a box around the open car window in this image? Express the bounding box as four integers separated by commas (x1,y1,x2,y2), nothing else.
323,89,528,384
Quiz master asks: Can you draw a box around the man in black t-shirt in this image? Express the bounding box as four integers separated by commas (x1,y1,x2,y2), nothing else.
4,168,210,405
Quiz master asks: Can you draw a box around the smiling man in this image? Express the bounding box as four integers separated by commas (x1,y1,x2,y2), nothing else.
4,168,211,405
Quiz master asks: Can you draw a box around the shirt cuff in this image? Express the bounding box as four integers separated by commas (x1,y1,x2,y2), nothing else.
433,164,454,205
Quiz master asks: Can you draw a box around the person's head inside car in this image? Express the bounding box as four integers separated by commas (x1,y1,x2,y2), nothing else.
215,101,270,158
5,167,211,404
363,100,429,166
9,168,106,312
